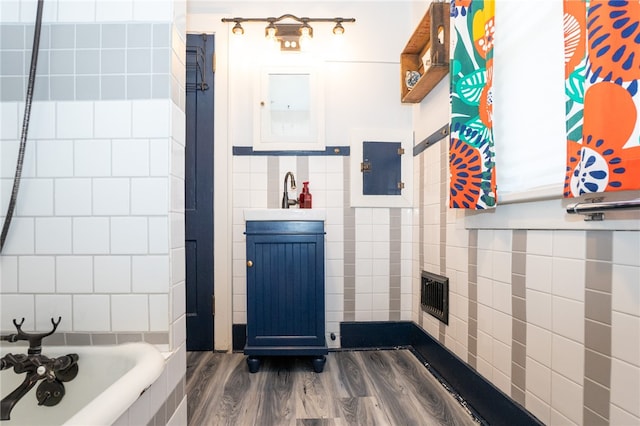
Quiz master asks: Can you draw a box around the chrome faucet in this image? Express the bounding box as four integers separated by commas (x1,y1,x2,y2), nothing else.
282,172,297,209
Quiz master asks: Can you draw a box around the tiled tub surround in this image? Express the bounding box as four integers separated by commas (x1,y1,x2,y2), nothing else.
1,1,187,424
0,23,172,103
414,144,640,425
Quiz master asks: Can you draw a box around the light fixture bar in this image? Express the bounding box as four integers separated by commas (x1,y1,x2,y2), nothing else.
222,14,355,51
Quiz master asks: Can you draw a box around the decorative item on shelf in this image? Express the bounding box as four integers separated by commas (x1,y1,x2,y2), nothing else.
405,70,421,90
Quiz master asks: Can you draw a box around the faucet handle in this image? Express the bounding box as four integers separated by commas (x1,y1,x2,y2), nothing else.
7,317,62,355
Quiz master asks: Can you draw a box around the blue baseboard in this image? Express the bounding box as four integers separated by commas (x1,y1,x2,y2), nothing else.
340,321,543,426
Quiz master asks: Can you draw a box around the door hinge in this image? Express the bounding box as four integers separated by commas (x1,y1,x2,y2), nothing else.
361,161,371,172
397,147,405,155
212,295,215,316
398,182,405,189
212,53,216,73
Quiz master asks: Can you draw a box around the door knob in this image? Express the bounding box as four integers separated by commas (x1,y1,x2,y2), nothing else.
247,260,253,267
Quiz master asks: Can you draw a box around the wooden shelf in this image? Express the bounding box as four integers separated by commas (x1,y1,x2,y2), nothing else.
400,2,450,103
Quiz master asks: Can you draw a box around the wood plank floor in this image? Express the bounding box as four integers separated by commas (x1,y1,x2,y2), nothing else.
186,349,480,425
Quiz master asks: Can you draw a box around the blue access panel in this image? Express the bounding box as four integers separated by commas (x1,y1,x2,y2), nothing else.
362,141,402,195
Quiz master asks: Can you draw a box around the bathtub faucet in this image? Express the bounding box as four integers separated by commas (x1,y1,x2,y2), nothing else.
1,317,79,421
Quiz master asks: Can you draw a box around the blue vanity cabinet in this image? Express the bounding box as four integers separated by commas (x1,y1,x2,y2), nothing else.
244,220,327,373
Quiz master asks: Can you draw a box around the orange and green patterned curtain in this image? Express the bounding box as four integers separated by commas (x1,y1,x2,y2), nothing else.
564,0,640,197
449,0,497,209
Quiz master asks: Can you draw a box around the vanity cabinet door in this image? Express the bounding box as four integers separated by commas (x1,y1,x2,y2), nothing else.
244,220,326,355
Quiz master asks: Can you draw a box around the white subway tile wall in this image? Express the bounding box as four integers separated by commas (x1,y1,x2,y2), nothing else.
413,149,640,424
1,1,185,422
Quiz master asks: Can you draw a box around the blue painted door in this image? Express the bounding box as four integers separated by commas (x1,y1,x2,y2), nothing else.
185,34,214,351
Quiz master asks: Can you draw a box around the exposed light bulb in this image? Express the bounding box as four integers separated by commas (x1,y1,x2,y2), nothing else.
232,22,244,35
265,23,276,39
333,22,345,35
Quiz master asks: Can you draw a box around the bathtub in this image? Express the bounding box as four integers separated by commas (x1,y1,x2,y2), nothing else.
0,342,165,426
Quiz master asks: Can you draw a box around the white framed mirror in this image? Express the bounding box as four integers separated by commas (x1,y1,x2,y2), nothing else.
253,65,325,151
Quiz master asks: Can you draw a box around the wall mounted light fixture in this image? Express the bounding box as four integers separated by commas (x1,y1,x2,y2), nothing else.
222,14,356,51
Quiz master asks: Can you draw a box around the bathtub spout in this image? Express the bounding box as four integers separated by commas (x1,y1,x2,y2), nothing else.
0,367,40,421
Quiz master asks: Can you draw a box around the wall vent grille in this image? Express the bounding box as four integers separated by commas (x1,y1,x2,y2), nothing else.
421,270,449,325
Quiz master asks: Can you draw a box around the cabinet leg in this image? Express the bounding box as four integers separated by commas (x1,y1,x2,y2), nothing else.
311,356,326,373
247,356,261,373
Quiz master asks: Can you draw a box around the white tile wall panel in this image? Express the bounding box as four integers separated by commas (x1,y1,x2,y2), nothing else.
492,230,512,252
19,256,55,293
132,255,170,293
551,258,585,301
612,231,640,267
552,230,586,259
94,256,131,293
132,99,170,138
149,138,169,176
131,178,168,215
112,139,149,176
72,294,110,331
74,139,111,177
56,102,94,138
16,179,53,215
492,251,511,284
0,103,18,140
526,357,552,404
95,1,133,22
169,175,184,212
35,217,72,254
551,334,584,385
149,294,169,331
111,217,148,254
94,101,132,138
56,255,93,293
610,358,640,417
93,178,130,215
0,218,34,255
493,339,511,376
36,139,73,177
551,371,583,424
55,178,92,215
111,294,149,331
611,264,640,316
526,289,553,330
170,246,185,285
72,217,110,254
57,1,96,22
525,254,553,293
611,312,640,367
148,216,169,254
552,297,585,344
526,230,554,256
525,392,551,425
0,294,35,330
0,256,18,292
28,102,56,139
170,281,185,323
35,294,73,331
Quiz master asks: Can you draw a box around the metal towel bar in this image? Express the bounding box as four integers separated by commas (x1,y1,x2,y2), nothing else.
566,198,640,221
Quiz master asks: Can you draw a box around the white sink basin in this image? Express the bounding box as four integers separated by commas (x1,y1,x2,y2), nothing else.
244,208,326,221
